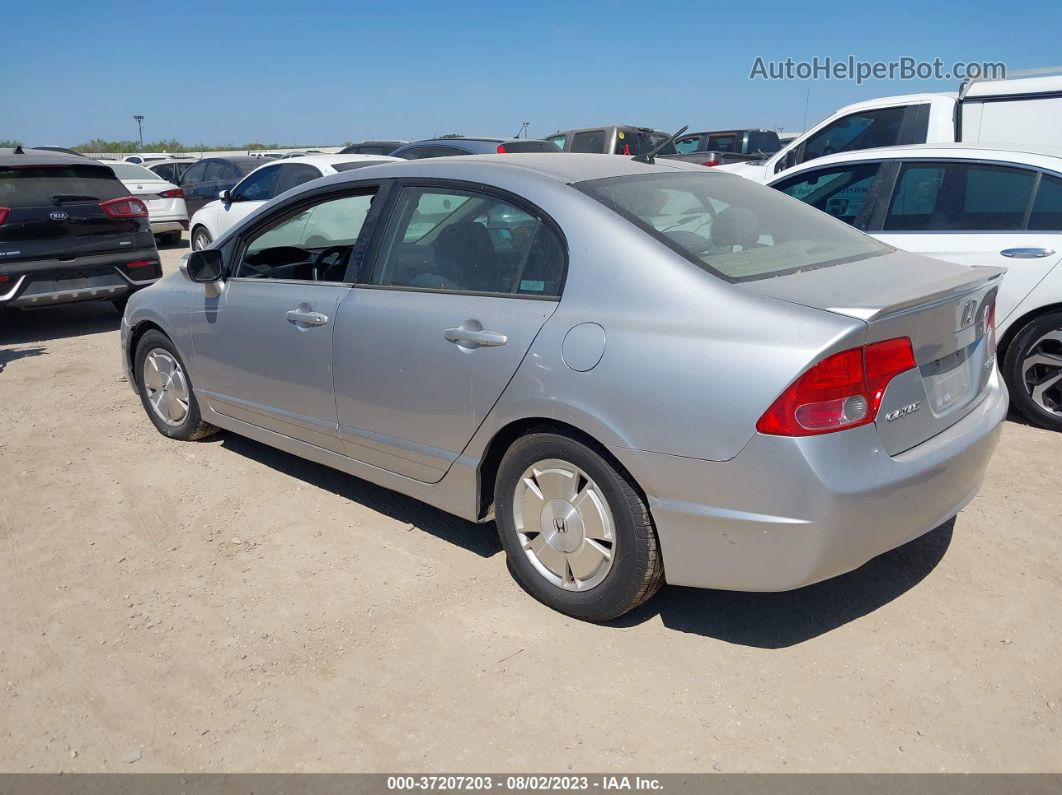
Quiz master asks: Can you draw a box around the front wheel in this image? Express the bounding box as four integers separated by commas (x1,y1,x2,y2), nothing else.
134,329,218,441
191,226,213,251
1003,311,1062,431
495,431,664,621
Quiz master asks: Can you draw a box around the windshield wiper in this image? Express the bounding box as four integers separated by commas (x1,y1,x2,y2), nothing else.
51,194,99,205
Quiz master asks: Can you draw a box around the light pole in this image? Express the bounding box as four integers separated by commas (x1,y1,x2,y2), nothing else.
133,115,145,150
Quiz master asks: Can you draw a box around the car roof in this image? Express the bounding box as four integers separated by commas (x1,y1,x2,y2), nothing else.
314,152,710,187
770,142,1062,174
261,153,399,166
0,148,109,167
550,125,670,136
147,157,198,165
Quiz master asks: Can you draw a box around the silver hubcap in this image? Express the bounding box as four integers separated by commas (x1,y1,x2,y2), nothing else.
513,459,615,591
1022,329,1062,416
143,348,190,426
193,232,210,251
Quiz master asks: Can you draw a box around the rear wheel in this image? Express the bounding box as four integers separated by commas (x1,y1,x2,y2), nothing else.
495,431,664,621
191,226,213,251
1002,311,1062,432
134,330,218,441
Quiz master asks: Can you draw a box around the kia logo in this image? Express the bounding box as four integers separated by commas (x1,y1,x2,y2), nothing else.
49,210,69,221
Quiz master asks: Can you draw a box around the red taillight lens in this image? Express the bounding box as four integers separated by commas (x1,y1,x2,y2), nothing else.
0,274,10,282
702,160,721,167
160,188,184,199
757,338,916,436
0,207,9,225
984,302,997,355
496,144,508,154
126,260,157,269
100,196,148,219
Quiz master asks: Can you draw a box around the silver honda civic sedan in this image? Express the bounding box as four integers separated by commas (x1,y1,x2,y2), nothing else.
121,154,1008,621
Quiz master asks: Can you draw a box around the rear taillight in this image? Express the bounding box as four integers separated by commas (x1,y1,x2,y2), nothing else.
496,144,508,154
160,188,184,199
702,160,721,167
126,260,157,269
757,338,916,436
0,207,8,225
100,197,148,219
0,274,10,282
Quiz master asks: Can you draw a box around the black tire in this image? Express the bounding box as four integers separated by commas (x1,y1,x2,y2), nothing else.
494,430,664,621
134,329,218,441
191,226,213,251
1003,310,1062,432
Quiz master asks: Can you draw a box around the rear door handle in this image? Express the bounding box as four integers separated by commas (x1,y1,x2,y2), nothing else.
1001,247,1056,258
286,309,329,326
444,327,508,347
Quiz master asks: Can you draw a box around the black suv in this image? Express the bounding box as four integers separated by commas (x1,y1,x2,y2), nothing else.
0,148,162,314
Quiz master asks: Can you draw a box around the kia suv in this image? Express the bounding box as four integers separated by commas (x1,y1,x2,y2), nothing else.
0,148,162,315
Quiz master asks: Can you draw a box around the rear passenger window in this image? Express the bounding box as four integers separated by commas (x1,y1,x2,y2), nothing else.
371,187,565,297
1029,174,1062,230
707,134,739,153
674,136,701,155
884,162,1036,231
571,131,606,153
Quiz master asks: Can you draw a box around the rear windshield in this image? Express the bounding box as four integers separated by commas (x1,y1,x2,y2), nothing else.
577,171,889,283
0,163,128,208
344,145,395,155
110,163,160,181
232,160,260,176
627,131,677,157
501,140,563,153
747,131,781,155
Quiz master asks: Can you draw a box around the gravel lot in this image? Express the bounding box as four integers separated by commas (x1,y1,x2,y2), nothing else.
1,236,1060,773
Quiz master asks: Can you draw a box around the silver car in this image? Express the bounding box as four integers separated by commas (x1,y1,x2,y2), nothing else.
121,154,1008,621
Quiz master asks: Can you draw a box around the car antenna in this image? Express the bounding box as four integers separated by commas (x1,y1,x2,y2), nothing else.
632,125,688,165
13,145,24,154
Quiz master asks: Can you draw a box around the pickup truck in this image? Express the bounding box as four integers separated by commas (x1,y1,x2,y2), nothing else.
663,128,782,166
721,69,1062,183
544,125,677,157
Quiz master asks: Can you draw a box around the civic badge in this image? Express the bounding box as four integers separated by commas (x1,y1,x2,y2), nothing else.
49,210,69,221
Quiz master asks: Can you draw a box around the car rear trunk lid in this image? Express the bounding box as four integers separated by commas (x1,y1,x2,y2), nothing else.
739,250,1004,454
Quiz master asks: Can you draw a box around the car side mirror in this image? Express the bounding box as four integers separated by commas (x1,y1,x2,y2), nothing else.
182,249,224,283
219,189,233,202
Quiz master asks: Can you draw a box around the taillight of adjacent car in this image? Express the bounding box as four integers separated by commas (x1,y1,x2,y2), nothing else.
0,207,9,225
756,338,917,436
100,197,149,219
702,160,721,167
159,188,184,199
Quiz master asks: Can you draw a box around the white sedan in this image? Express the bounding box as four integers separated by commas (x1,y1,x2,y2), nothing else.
767,142,1062,430
108,161,189,245
188,154,397,251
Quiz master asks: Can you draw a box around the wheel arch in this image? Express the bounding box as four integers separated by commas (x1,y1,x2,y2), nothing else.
999,302,1062,362
475,417,649,522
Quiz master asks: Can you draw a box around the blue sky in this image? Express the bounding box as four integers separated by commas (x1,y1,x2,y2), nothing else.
2,0,1060,146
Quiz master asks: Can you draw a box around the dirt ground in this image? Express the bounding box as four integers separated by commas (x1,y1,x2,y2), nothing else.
1,236,1060,773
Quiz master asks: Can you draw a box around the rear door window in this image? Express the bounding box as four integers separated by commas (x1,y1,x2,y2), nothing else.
773,162,885,228
275,163,321,195
546,134,567,150
1029,174,1062,230
674,135,703,154
370,186,565,296
884,162,1037,231
571,130,606,153
0,163,128,207
801,106,906,164
181,161,206,185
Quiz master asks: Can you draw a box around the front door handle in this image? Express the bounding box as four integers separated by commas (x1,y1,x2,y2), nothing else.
444,327,508,348
1001,247,1056,259
286,309,329,326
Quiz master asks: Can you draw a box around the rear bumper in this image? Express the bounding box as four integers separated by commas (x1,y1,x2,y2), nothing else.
0,251,162,308
613,369,1008,591
150,220,187,234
